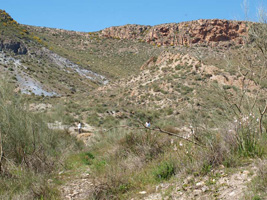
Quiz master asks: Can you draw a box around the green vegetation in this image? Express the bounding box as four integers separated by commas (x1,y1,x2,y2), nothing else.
76,114,266,199
152,160,175,181
0,9,266,200
0,80,82,199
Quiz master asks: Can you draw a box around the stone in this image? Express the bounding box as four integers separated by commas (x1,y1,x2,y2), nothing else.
139,191,147,194
201,186,209,192
229,191,235,196
193,189,202,196
195,181,205,188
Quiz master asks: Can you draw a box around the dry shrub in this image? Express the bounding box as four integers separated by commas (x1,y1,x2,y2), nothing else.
117,131,167,162
30,180,59,200
91,164,132,200
164,126,180,134
209,132,231,166
182,128,238,175
119,154,143,171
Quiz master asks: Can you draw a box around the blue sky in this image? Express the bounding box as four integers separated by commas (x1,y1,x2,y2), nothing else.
1,0,266,32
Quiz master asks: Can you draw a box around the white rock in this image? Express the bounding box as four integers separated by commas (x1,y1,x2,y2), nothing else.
193,189,202,196
243,170,250,175
201,186,208,192
229,191,235,196
196,181,205,187
139,191,147,194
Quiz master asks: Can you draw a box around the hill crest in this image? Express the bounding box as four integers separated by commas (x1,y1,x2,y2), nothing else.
101,19,249,48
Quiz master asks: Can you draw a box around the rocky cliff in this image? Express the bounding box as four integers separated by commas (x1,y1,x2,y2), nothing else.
0,39,27,54
101,19,249,47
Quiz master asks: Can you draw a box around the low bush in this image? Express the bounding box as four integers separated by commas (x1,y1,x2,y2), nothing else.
117,132,165,162
153,160,175,181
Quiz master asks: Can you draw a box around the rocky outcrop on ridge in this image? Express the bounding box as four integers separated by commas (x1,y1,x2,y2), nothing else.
101,19,249,47
0,10,28,54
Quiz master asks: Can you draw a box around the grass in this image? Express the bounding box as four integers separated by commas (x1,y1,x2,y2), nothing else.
0,79,83,199
0,171,59,199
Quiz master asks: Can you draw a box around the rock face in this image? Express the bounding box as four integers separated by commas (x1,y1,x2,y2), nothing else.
0,39,27,54
101,19,249,47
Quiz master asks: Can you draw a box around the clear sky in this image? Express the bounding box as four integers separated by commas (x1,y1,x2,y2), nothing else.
1,0,266,32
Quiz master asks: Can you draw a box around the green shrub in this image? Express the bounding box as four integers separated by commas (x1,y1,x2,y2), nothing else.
92,159,107,172
222,85,232,90
153,160,175,181
87,112,100,126
96,104,106,113
165,107,174,115
81,152,95,165
50,103,76,125
252,195,262,200
102,115,119,127
236,123,264,158
175,64,183,70
200,163,212,175
181,85,194,95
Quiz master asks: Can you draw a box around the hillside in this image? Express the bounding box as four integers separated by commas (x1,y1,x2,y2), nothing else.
25,25,167,79
0,10,108,96
0,10,266,200
0,9,253,97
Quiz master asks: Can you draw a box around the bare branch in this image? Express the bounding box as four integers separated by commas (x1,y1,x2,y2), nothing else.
0,130,3,173
101,113,206,148
134,118,206,148
259,101,267,135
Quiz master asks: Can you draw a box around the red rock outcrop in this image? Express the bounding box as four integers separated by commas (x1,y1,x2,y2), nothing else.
101,19,249,47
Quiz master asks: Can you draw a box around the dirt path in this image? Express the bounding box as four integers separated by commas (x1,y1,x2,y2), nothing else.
141,163,259,200
50,122,97,199
59,172,94,200
58,162,260,200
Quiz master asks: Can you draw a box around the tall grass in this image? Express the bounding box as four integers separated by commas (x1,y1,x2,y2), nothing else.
0,79,82,198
